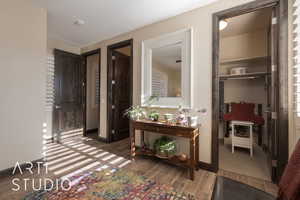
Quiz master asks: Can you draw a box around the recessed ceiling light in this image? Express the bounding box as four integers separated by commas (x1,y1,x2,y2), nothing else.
74,19,85,26
219,19,228,31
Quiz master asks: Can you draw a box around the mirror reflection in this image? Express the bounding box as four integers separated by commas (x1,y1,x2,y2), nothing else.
151,43,182,97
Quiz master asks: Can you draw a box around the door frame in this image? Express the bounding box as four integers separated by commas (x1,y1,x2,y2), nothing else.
82,49,101,137
211,0,288,182
107,39,133,143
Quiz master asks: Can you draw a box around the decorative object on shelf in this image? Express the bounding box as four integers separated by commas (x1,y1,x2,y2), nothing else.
153,136,176,158
187,116,198,127
177,153,188,162
164,113,174,123
123,105,146,120
124,96,159,120
148,110,160,121
146,96,160,121
230,67,247,75
175,105,186,124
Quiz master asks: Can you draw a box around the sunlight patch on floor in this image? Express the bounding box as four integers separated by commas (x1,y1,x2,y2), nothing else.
42,135,131,182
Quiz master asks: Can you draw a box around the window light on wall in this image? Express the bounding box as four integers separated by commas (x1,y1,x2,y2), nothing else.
294,0,300,116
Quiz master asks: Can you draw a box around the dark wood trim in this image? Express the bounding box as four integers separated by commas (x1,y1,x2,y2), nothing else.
107,39,133,143
198,161,215,172
214,0,277,20
54,49,81,57
86,128,98,134
82,49,101,138
211,0,288,181
277,0,289,183
212,9,220,173
0,158,44,179
82,49,101,57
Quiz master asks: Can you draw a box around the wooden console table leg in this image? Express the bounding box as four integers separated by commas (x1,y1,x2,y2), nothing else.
195,134,199,170
131,127,136,160
189,137,196,180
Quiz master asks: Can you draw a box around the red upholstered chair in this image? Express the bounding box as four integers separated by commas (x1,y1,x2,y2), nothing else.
223,102,265,126
223,102,265,146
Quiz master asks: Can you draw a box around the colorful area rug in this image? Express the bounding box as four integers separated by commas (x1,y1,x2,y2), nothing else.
24,169,198,200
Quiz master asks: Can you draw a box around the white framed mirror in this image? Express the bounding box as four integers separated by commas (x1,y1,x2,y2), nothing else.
141,28,192,108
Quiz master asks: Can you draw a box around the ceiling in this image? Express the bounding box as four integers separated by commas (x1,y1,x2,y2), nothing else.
32,0,218,47
220,8,272,38
153,43,181,70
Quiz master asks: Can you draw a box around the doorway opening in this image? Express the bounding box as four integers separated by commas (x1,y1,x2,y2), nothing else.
107,39,133,143
82,49,101,138
212,0,288,183
218,8,272,181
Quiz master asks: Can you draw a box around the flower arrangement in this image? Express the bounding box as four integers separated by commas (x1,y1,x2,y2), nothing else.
123,96,159,120
123,105,146,120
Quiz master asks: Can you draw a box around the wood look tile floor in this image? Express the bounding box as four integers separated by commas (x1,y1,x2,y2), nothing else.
0,132,277,200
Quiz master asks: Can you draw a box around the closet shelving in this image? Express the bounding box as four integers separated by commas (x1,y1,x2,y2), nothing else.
219,56,270,81
219,72,270,80
220,56,270,66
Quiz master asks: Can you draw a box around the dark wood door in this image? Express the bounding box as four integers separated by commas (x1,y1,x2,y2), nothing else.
53,49,84,141
111,51,130,141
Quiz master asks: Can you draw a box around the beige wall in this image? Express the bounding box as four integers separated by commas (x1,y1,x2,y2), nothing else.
86,54,100,130
220,29,268,61
82,0,263,164
47,37,81,55
0,0,47,170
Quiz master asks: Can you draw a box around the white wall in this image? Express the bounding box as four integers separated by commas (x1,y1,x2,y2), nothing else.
81,0,260,164
0,1,47,170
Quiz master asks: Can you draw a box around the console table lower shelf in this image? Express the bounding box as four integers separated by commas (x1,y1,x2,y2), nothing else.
130,120,200,180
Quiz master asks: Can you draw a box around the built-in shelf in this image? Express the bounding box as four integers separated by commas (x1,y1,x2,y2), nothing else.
219,72,270,81
220,56,270,65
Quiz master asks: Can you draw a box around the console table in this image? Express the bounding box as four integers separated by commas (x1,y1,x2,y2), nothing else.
130,120,200,180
